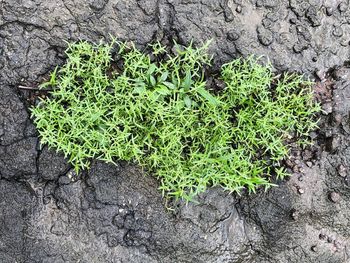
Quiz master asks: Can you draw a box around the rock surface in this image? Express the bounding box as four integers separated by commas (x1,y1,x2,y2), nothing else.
1,0,350,262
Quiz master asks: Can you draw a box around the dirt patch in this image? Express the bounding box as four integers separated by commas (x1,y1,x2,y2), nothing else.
1,0,350,262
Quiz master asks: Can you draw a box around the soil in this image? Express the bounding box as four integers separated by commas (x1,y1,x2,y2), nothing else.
1,1,350,262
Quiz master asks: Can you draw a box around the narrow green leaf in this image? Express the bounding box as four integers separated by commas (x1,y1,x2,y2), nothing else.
133,85,146,94
197,87,220,106
155,85,170,95
159,71,169,82
147,63,157,76
182,70,192,91
184,95,192,108
163,81,176,90
150,75,156,87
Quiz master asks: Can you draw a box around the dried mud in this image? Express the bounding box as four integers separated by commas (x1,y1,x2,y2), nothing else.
1,1,350,262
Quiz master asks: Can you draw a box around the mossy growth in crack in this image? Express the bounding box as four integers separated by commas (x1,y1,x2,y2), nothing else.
30,39,320,201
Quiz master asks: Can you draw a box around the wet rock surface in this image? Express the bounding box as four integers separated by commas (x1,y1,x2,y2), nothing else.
1,0,350,262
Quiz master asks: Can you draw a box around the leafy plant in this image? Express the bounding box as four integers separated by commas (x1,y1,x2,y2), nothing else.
31,39,320,201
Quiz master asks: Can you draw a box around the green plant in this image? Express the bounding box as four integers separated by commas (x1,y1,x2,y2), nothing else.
31,39,320,201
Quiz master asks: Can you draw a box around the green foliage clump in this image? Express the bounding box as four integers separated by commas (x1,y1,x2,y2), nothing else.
31,39,320,200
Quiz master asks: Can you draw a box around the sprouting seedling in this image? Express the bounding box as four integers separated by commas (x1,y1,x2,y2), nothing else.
40,66,58,89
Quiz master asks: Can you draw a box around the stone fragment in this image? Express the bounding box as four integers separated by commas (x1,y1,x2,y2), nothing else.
306,6,321,27
227,29,240,41
257,26,274,46
311,245,318,252
337,165,347,177
326,7,333,16
329,192,340,203
290,209,299,220
333,26,343,37
224,8,235,22
293,41,309,53
338,2,348,12
322,102,333,115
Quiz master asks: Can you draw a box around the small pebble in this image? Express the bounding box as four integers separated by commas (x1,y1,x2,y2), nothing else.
337,165,347,177
290,18,297,24
236,5,242,13
214,79,226,90
262,18,272,28
59,174,72,185
298,188,305,194
298,175,304,181
227,30,240,41
333,26,343,37
333,113,342,125
319,233,327,240
257,27,274,46
224,9,235,22
290,209,299,220
322,102,333,115
306,161,313,167
256,0,263,7
329,192,340,203
293,165,300,173
340,40,350,47
334,240,342,250
293,42,309,53
43,196,51,205
285,159,293,167
309,132,317,139
334,67,350,80
327,236,334,243
326,7,333,16
316,69,326,80
338,2,348,12
296,25,303,33
324,128,333,137
344,176,350,187
330,136,341,152
302,149,313,160
311,245,318,252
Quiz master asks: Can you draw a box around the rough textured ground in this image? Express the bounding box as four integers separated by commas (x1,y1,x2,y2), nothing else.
1,0,350,262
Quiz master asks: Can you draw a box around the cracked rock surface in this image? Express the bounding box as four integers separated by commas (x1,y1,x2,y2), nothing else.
1,0,350,262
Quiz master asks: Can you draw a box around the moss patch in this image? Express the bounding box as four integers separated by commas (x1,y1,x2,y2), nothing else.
31,40,320,200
